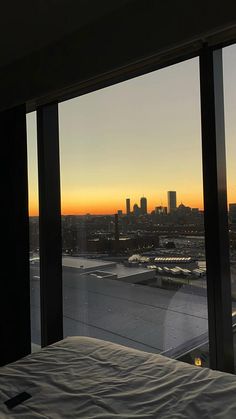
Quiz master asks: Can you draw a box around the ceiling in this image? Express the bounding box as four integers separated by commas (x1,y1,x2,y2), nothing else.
0,0,236,111
0,0,132,68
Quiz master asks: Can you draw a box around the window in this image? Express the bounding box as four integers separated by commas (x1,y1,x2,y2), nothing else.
59,58,209,364
27,111,41,351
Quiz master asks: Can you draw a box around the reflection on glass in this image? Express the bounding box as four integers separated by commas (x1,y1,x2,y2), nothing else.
26,112,41,351
223,44,236,371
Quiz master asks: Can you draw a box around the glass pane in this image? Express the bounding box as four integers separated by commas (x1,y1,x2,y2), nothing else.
26,112,41,351
223,44,236,372
59,58,209,367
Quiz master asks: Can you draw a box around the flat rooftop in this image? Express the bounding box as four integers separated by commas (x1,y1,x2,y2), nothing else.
102,263,155,283
62,256,116,272
61,256,156,283
32,256,155,282
30,261,209,355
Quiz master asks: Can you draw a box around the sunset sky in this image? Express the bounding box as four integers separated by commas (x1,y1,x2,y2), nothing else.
27,45,236,216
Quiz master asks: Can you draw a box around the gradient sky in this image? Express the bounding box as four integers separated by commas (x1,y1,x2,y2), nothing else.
27,45,236,216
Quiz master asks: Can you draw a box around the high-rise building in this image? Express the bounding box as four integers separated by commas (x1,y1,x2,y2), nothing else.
126,198,130,215
167,191,177,214
140,197,147,215
229,203,236,224
133,203,140,217
114,214,120,253
155,206,165,215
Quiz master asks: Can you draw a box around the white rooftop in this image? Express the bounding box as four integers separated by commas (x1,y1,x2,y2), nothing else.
62,256,116,272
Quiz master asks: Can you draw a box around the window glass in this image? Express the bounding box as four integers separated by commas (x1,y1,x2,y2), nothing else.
59,58,209,366
27,112,41,351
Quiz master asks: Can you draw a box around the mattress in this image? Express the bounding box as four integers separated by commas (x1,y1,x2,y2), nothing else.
0,336,236,418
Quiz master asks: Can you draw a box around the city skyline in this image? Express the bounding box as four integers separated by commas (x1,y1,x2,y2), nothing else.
27,46,236,216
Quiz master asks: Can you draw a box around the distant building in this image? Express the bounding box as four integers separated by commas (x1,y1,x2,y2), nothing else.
140,196,147,214
155,206,165,215
114,214,120,253
229,203,236,224
177,203,191,215
126,198,130,215
167,191,177,214
117,210,123,216
133,203,140,217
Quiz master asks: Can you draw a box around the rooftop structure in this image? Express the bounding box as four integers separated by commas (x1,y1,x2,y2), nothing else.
62,257,116,272
154,257,192,263
61,256,156,284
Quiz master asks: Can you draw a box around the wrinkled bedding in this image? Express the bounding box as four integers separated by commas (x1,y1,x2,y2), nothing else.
0,336,236,418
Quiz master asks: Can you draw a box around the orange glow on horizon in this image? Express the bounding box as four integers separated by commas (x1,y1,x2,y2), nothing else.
28,204,39,217
29,197,206,216
60,199,204,215
28,189,236,216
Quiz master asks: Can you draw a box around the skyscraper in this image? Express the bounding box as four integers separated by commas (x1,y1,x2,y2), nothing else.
167,191,177,214
114,214,120,253
229,203,236,224
126,198,131,215
140,197,147,215
133,203,140,217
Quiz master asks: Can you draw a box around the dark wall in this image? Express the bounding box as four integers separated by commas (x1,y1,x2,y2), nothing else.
0,105,31,365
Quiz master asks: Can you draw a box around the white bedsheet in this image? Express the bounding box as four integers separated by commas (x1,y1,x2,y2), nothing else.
0,336,236,418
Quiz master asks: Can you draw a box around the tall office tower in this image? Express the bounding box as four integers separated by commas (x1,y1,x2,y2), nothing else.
140,197,147,214
167,191,177,214
126,198,131,215
229,203,236,224
133,203,140,217
114,213,120,253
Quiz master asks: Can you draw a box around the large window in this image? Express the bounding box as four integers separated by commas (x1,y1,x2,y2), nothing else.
58,58,209,365
26,112,41,351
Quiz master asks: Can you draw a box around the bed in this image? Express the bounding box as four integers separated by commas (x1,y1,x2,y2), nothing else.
0,336,236,418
